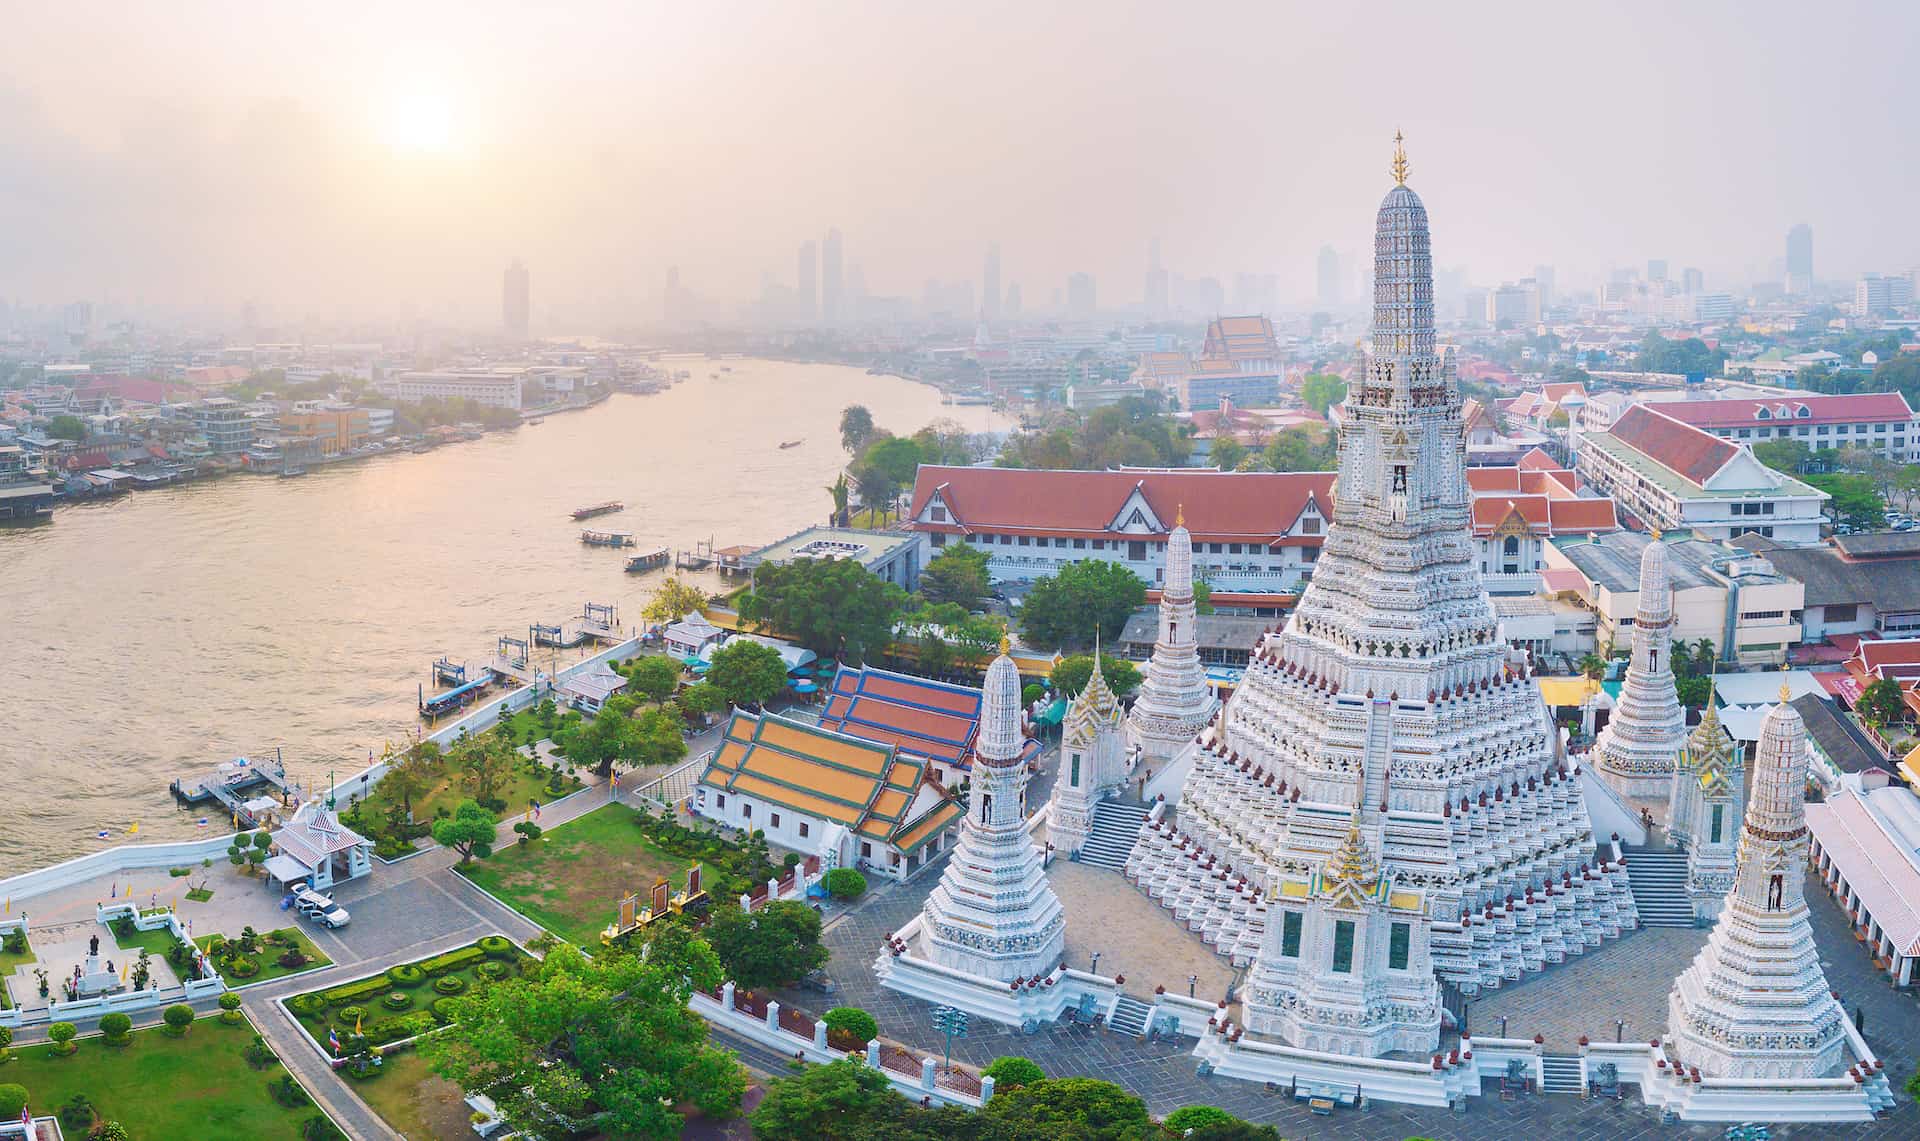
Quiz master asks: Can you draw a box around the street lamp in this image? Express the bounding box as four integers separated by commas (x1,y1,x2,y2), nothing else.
1090,952,1102,976
1615,1018,1628,1043
1500,1016,1509,1039
1188,974,1199,998
931,1005,969,1074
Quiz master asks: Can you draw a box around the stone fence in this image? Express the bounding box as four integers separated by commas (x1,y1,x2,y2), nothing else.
691,979,992,1109
1,904,223,1028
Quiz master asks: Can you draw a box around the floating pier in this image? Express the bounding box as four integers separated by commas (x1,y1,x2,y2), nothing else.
576,602,623,643
169,751,295,828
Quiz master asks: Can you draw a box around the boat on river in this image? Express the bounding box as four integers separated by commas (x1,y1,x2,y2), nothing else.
779,439,803,449
625,546,670,572
581,529,635,548
571,501,625,520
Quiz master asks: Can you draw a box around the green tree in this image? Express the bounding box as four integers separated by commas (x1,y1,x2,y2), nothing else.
1753,438,1811,475
1161,1106,1239,1133
1860,678,1908,727
919,543,992,609
641,578,709,625
559,694,646,778
46,414,87,441
1261,425,1336,472
1676,676,1712,709
977,1077,1152,1137
381,741,442,822
161,1004,195,1037
679,681,725,720
451,734,517,806
862,435,925,490
1049,653,1142,699
47,1022,78,1055
751,1057,902,1141
1299,372,1348,415
1578,653,1607,682
739,557,909,663
432,800,498,864
1633,330,1725,375
99,1011,133,1044
1192,579,1214,615
1206,437,1249,472
706,638,792,708
1804,473,1885,529
981,1056,1046,1089
705,900,828,991
841,405,877,455
826,472,853,528
627,656,683,704
421,940,739,1141
822,1007,879,1044
0,1086,23,1122
632,707,688,770
852,463,899,522
1018,560,1147,650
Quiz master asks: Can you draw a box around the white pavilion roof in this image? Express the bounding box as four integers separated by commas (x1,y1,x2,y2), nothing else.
1806,783,1920,957
273,804,367,869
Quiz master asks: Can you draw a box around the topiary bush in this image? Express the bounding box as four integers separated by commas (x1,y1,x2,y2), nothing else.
99,1011,134,1046
47,1022,78,1056
1161,1105,1237,1133
823,1007,879,1050
162,1004,195,1037
386,964,425,988
428,997,460,1023
433,976,467,996
277,948,309,970
89,1122,130,1141
477,935,514,959
823,867,868,900
227,956,260,979
287,993,327,1018
337,1006,364,1028
0,1085,27,1121
475,960,510,981
982,1055,1046,1089
381,991,414,1011
219,992,244,1024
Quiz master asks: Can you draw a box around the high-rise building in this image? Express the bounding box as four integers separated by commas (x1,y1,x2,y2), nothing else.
1856,273,1914,317
1786,223,1814,294
1317,245,1342,307
1066,272,1096,317
982,242,1001,321
821,228,843,325
1486,281,1537,326
502,259,530,337
796,240,818,322
1682,266,1704,294
1532,264,1556,310
1647,258,1669,282
1144,239,1169,318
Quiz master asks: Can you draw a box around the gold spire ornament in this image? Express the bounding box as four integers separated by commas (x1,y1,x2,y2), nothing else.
1176,503,1185,527
1391,129,1410,186
999,633,1011,655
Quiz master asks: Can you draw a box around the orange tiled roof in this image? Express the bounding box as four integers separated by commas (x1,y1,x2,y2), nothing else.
1606,404,1738,487
818,664,982,769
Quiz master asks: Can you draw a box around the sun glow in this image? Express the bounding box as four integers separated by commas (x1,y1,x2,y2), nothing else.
381,88,456,154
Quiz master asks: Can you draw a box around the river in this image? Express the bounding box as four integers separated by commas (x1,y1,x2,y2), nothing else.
0,361,1004,874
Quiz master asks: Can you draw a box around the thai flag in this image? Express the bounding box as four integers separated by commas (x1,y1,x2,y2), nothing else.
533,803,542,821
328,1028,340,1055
196,818,209,829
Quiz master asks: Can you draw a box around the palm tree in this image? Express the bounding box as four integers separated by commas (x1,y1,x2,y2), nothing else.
1577,653,1607,683
825,474,850,528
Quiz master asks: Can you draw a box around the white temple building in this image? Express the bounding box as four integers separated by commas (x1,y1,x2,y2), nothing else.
1666,689,1848,1080
1666,691,1742,922
919,641,1065,982
1126,513,1219,766
1048,641,1128,857
1126,136,1637,1030
1591,539,1688,802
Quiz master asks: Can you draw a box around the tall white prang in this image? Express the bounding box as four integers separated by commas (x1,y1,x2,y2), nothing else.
1125,134,1636,1022
1666,688,1847,1079
1127,513,1218,766
1593,538,1688,801
919,641,1066,982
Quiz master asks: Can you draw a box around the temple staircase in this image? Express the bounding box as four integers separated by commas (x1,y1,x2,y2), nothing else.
1539,1053,1584,1095
1079,800,1149,871
1107,993,1155,1038
1622,846,1694,928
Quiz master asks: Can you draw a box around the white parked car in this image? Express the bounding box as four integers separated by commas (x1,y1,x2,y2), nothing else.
292,888,350,928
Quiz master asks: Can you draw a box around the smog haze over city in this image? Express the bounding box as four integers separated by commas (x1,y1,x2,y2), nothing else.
4,0,1916,328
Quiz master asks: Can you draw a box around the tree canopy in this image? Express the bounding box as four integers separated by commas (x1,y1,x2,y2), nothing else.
705,638,791,708
641,578,709,624
626,656,683,704
997,397,1189,470
840,405,877,454
1299,372,1348,415
419,939,741,1141
1018,560,1147,650
1261,425,1336,472
1753,438,1811,475
1049,652,1142,699
1633,330,1726,376
1860,678,1908,728
738,557,909,663
1206,437,1250,472
1803,473,1884,529
432,799,498,864
919,543,991,609
704,900,828,991
46,414,87,441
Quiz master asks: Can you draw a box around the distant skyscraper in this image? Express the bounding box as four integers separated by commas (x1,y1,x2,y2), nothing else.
1682,266,1704,294
982,243,1001,321
1005,282,1022,317
1316,245,1341,307
1647,258,1668,282
821,228,844,324
1786,223,1814,294
1144,239,1168,318
1532,264,1555,310
1066,272,1096,317
796,240,818,322
502,259,530,337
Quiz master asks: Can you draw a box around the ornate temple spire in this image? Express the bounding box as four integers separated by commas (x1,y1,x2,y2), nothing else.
1593,536,1687,799
1126,509,1215,762
976,641,1024,766
1391,128,1409,186
1164,515,1194,600
1320,819,1383,909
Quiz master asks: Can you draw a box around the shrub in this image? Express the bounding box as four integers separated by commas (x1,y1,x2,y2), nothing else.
169,866,193,877
47,1022,78,1055
2,930,27,955
0,1086,26,1121
277,948,310,970
264,929,292,948
381,991,414,1011
227,956,260,979
220,992,244,1024
287,993,327,1018
475,960,510,981
268,1074,311,1108
417,946,486,975
1161,1106,1238,1133
303,1114,347,1141
321,976,392,1006
822,1007,879,1048
244,1034,279,1070
58,1092,93,1129
338,1006,365,1027
513,821,542,845
162,1004,195,1037
428,997,460,1023
433,975,467,995
89,1123,129,1141
99,1012,134,1045
477,935,515,959
386,964,426,988
982,1056,1046,1089
823,867,868,900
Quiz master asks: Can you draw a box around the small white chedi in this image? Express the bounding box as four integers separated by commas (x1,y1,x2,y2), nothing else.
1125,511,1218,765
1666,687,1742,922
1047,635,1129,857
1666,687,1848,1079
1591,538,1689,801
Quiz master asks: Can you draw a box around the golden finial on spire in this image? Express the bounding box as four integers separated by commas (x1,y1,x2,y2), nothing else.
1176,503,1185,527
1391,129,1410,186
999,633,1011,656
1650,527,1662,541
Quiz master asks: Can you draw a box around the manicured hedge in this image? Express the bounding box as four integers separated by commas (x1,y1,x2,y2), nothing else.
477,935,514,958
417,946,486,976
320,976,392,1007
386,964,426,988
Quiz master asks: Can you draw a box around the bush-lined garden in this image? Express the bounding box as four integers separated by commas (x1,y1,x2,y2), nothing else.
284,937,530,1064
195,925,332,986
343,733,583,859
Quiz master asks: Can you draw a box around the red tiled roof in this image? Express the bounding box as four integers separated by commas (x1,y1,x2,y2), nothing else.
910,466,1333,545
1468,495,1619,537
1656,393,1914,430
1541,382,1588,403
1517,447,1561,471
1606,403,1738,486
1850,638,1920,680
1539,568,1588,595
1465,464,1584,500
817,664,982,769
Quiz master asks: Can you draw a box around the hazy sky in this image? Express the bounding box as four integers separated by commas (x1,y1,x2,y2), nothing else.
3,1,1915,323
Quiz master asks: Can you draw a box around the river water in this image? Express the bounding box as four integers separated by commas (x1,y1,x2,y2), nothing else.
0,361,1002,875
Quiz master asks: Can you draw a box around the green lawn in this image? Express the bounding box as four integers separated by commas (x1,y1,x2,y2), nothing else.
111,924,180,957
351,763,583,853
0,939,35,974
345,1047,480,1141
195,926,332,986
459,803,685,947
0,1020,315,1140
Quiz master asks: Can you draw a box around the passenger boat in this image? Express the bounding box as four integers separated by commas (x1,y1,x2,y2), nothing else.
779,439,803,449
625,546,671,572
571,501,625,520
581,529,635,548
